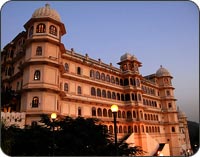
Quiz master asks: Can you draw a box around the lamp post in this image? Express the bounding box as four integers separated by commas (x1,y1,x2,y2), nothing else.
111,105,118,156
51,113,57,156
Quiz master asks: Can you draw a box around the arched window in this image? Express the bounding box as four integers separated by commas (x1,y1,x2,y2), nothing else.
121,94,125,101
149,126,151,133
138,94,141,101
132,93,135,101
133,111,136,118
135,94,137,101
36,46,42,56
122,111,126,118
77,67,81,75
120,79,123,86
103,125,108,133
156,115,159,121
92,107,96,116
77,86,82,94
65,63,69,72
127,111,132,119
7,66,12,76
107,91,111,99
103,109,107,117
146,126,148,133
64,83,68,91
96,71,100,79
106,75,110,82
145,114,147,120
112,92,116,99
97,108,102,117
29,26,34,37
125,94,130,101
123,126,127,133
149,100,151,106
155,101,157,107
116,77,119,85
118,110,121,118
124,78,129,86
142,125,144,132
91,87,96,96
140,111,143,119
146,100,149,105
153,115,156,121
102,90,106,98
117,93,120,100
147,88,150,94
109,125,113,134
31,121,38,126
152,126,154,132
78,107,82,116
90,70,95,78
148,114,150,120
108,109,112,117
128,126,133,133
36,23,46,33
119,126,123,133
172,127,175,132
97,88,101,97
136,79,140,87
168,103,172,109
111,76,115,84
134,125,137,133
158,127,160,132
34,70,40,80
130,78,133,85
166,90,170,96
32,97,39,108
49,25,57,36
101,73,105,81
143,99,146,105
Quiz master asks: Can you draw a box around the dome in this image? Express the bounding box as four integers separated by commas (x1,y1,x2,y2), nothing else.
32,4,61,22
178,110,186,118
156,65,171,77
120,53,137,61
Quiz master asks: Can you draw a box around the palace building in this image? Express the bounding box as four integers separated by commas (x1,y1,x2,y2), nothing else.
1,4,192,156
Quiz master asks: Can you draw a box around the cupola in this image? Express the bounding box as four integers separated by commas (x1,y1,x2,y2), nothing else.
32,3,61,22
156,65,171,77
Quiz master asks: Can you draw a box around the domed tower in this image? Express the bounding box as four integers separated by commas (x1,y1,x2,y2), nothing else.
118,53,142,73
24,3,66,42
156,65,180,155
21,4,66,124
118,53,143,108
155,65,176,110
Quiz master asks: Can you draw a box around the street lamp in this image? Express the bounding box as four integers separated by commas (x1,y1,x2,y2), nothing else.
51,113,57,156
51,113,57,120
111,105,118,156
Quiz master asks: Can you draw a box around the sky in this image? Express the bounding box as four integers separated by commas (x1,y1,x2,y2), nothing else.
1,1,199,122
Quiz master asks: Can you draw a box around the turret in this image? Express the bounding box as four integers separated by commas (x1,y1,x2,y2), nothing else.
20,4,67,124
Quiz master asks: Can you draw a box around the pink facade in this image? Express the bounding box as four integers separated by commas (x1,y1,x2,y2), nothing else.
1,4,192,156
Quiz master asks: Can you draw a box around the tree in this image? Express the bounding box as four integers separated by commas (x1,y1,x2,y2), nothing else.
1,115,145,156
188,121,199,154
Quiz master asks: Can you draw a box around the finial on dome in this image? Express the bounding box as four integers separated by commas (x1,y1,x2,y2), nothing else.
45,3,50,8
31,3,61,22
156,65,171,77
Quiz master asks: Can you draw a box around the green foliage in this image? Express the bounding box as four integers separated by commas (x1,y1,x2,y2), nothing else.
187,121,199,154
1,115,145,156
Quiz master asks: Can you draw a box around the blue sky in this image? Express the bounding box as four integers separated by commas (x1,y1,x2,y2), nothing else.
1,1,199,122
